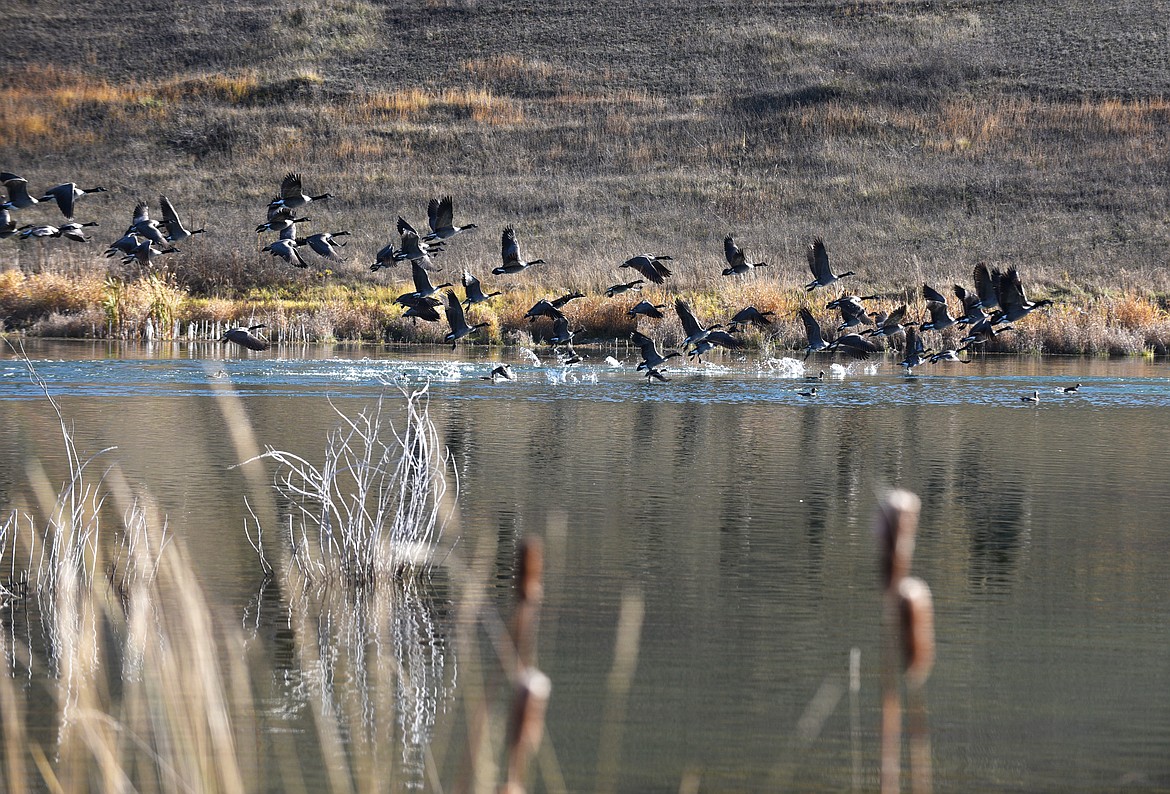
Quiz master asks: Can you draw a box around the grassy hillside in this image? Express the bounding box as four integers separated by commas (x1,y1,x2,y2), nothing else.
4,0,1170,353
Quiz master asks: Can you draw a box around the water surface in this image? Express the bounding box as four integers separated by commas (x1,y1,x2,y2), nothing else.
2,339,1168,791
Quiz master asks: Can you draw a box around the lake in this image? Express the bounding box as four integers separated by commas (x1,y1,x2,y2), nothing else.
2,338,1169,792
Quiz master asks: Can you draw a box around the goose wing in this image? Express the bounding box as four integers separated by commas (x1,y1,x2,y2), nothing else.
807,237,830,280
724,235,742,267
973,263,999,309
501,225,521,265
42,183,76,218
280,173,304,203
429,195,454,233
444,289,467,333
674,299,703,337
922,283,948,304
411,260,435,294
799,307,826,347
832,333,879,359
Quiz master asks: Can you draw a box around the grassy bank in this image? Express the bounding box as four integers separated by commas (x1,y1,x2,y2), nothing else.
3,1,1170,355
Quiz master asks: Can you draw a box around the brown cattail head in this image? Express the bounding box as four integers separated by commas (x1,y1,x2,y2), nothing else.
516,536,544,605
898,576,935,688
875,489,921,591
504,666,552,792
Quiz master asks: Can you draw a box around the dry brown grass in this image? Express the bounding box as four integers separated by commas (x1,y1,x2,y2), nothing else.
2,1,1170,353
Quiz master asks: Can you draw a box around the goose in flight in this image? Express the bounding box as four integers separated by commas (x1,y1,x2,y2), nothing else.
481,364,515,382
687,329,744,362
628,300,666,319
865,305,913,339
973,262,1001,312
59,221,99,242
159,194,205,242
40,182,107,218
799,307,831,359
827,333,880,359
122,238,179,267
728,306,774,332
832,294,877,331
276,172,333,209
262,227,308,268
722,235,768,276
546,316,576,346
524,299,565,323
443,290,488,349
644,367,670,383
221,324,270,351
606,279,643,297
298,231,349,260
105,231,143,257
805,237,855,291
550,291,586,309
494,225,544,274
256,206,309,235
920,283,958,331
621,254,673,284
992,268,1052,323
675,298,722,348
930,347,972,364
1,172,39,209
462,272,501,307
399,294,442,323
425,195,477,240
130,202,171,246
631,330,681,372
899,327,933,374
407,259,453,299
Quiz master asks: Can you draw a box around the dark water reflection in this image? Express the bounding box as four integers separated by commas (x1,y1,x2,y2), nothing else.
2,340,1170,790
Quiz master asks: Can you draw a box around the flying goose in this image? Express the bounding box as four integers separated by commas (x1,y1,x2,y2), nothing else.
832,294,877,331
687,329,744,362
546,316,576,345
398,294,443,323
443,290,488,349
461,272,501,307
481,364,515,381
644,367,670,383
930,347,972,364
298,231,349,260
992,268,1052,323
805,237,855,291
899,327,933,374
277,172,333,209
262,227,308,268
631,330,682,372
131,203,171,246
494,226,544,274
221,324,270,351
425,195,477,240
59,221,99,242
18,224,62,239
621,254,672,284
550,291,586,309
973,263,1001,312
799,307,831,359
105,231,143,257
675,298,721,348
256,207,309,234
920,283,958,331
407,259,453,299
122,238,179,267
606,279,643,297
722,235,768,275
827,333,880,359
524,299,564,323
40,182,107,218
159,194,205,242
1,172,38,209
728,306,774,332
628,300,666,319
865,305,914,339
